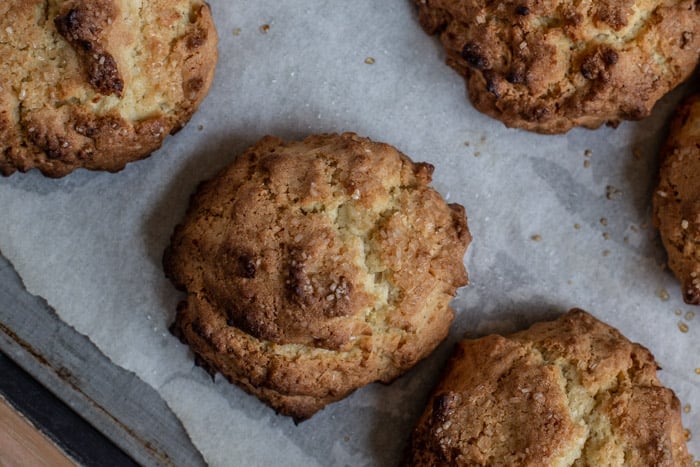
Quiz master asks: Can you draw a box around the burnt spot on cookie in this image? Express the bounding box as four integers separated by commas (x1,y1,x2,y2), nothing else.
88,53,123,96
563,9,584,28
580,47,618,81
413,161,435,180
593,3,629,31
515,5,531,16
238,254,257,279
580,58,598,80
219,245,260,280
621,105,647,120
602,49,618,66
431,392,460,425
191,320,212,340
54,2,124,97
483,71,502,98
523,105,550,122
417,6,451,35
461,42,489,70
681,31,694,49
23,122,78,166
507,70,526,84
684,280,700,305
226,307,278,340
184,77,205,101
186,26,208,50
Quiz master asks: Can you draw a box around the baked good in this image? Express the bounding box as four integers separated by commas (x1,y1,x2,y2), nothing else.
415,0,700,133
0,0,217,177
164,133,471,420
403,308,690,466
654,93,700,304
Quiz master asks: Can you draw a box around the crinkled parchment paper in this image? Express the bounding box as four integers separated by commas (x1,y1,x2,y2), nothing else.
0,1,697,465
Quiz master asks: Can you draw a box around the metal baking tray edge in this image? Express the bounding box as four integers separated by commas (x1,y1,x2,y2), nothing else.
0,251,206,467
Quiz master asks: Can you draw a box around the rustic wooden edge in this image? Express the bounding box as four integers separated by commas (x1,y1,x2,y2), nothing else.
0,395,78,467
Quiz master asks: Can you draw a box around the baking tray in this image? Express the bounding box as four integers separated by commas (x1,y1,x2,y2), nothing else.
0,1,698,465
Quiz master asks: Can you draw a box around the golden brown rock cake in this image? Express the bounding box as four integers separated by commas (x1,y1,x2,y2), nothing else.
415,0,699,133
164,133,472,420
654,94,700,305
0,0,218,177
403,309,690,466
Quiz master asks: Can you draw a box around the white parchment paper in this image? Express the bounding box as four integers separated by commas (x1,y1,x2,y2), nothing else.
1,1,698,465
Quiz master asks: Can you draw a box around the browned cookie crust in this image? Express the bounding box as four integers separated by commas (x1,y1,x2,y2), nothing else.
403,309,690,466
164,133,471,420
0,0,217,177
654,94,700,305
415,0,700,133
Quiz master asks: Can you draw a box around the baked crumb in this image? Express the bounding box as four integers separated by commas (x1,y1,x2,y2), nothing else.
606,185,621,200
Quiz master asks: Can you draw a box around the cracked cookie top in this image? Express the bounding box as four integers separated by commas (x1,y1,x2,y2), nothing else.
402,309,690,466
415,0,699,133
164,133,471,419
0,0,217,177
654,94,700,305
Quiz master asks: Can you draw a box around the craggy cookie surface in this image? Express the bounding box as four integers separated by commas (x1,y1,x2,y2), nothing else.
164,133,471,420
403,309,689,466
654,94,700,305
415,0,699,133
0,0,217,177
